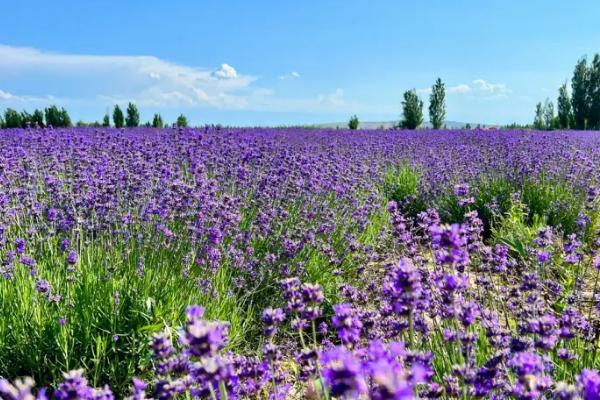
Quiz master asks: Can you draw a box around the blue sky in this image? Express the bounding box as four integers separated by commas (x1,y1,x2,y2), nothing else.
1,0,599,126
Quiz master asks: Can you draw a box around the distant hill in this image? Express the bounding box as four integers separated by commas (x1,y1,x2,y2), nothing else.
311,120,496,129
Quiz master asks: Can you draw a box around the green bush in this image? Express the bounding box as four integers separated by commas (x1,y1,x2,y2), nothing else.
381,163,426,216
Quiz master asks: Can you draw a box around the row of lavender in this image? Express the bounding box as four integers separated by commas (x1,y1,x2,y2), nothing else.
1,127,600,399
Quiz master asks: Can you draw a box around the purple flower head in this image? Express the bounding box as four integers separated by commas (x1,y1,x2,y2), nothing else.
332,303,363,346
130,378,147,400
66,250,78,265
454,183,470,197
509,352,544,377
383,258,422,316
54,369,93,400
578,369,600,400
320,346,368,399
181,305,228,358
261,307,285,338
15,238,25,254
300,283,324,321
150,332,174,360
60,239,70,252
537,250,551,264
0,377,47,400
593,254,600,271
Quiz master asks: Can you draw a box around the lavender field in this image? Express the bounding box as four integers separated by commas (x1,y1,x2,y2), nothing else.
2,127,600,399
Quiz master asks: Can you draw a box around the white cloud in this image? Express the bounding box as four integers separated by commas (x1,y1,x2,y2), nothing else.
0,89,15,100
0,44,255,108
212,63,238,79
472,78,511,94
417,80,509,99
448,84,471,94
317,88,345,107
278,71,300,80
418,84,471,95
0,88,57,104
0,45,378,114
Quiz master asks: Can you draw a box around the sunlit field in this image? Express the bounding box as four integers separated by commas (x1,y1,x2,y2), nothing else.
1,127,600,398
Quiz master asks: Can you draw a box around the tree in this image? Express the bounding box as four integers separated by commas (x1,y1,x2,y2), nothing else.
4,108,22,128
400,89,423,129
20,111,33,128
44,105,60,127
428,78,446,129
543,99,555,130
32,109,45,127
588,53,600,129
571,57,590,129
0,114,4,128
125,102,140,127
348,114,359,130
152,113,164,128
102,114,110,127
533,102,545,129
44,105,71,127
176,114,188,127
59,107,72,127
557,82,573,129
113,105,124,128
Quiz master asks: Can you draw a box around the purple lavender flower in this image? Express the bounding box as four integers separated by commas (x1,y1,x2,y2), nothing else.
320,347,368,399
332,303,363,346
15,238,25,254
181,305,228,358
383,258,422,316
261,307,285,338
66,250,78,265
577,369,600,400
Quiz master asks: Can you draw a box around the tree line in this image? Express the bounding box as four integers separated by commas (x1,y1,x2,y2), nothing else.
0,102,189,129
533,53,600,130
348,78,446,130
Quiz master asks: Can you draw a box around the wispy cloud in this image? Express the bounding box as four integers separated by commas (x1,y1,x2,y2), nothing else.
0,89,15,100
0,45,365,114
472,79,511,95
278,71,300,80
0,88,57,104
448,84,471,94
417,79,509,98
0,44,256,108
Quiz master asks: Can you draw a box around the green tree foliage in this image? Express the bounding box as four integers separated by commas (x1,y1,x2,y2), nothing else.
588,54,600,129
176,114,188,127
20,111,33,128
557,82,573,129
3,108,23,128
0,114,4,128
348,114,359,130
428,78,446,129
400,89,423,130
543,99,555,130
44,105,71,128
533,102,545,129
125,102,140,127
152,113,164,128
60,108,71,127
571,57,590,130
32,109,45,127
102,114,110,127
113,105,125,128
